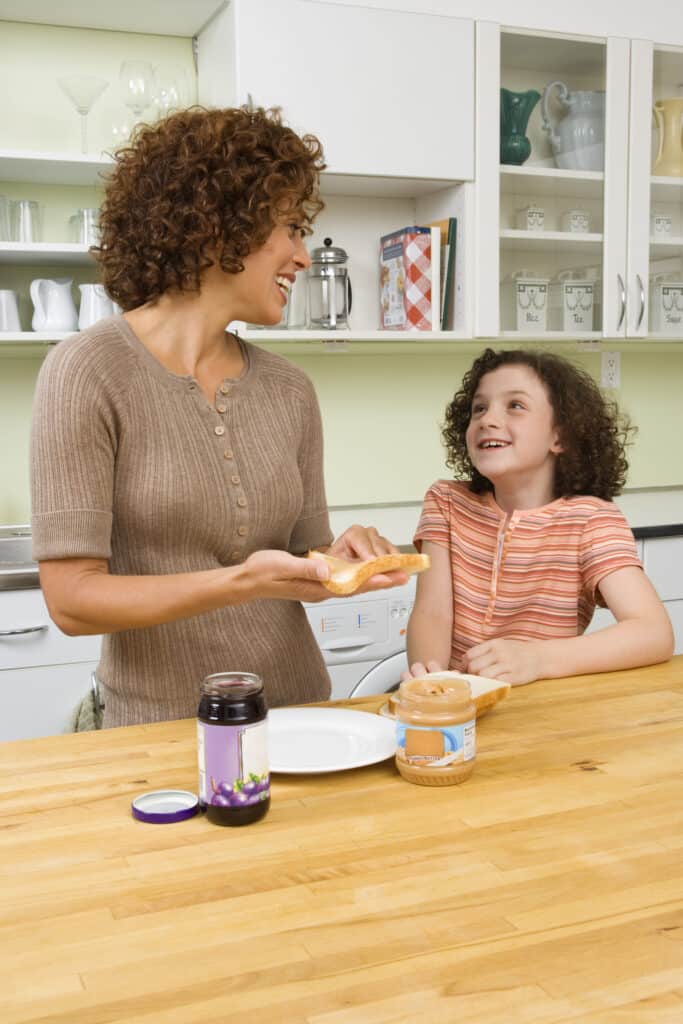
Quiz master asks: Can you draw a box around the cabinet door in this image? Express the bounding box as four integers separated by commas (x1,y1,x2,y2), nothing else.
475,25,630,339
232,0,474,180
0,660,99,741
643,536,683,601
0,589,101,671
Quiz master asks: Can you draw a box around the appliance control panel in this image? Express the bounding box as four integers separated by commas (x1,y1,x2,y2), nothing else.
303,576,416,665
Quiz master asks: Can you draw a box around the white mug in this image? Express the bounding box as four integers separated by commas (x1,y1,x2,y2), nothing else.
0,289,21,331
78,283,115,329
30,278,78,332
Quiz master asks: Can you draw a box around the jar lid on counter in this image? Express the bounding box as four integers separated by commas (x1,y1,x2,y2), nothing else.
131,789,199,824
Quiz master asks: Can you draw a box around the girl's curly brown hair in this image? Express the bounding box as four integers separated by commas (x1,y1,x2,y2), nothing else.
94,105,326,310
442,348,635,500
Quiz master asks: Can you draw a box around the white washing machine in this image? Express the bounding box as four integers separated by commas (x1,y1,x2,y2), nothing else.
303,576,416,699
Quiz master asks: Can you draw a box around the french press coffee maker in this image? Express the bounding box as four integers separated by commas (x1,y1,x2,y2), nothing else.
307,237,352,329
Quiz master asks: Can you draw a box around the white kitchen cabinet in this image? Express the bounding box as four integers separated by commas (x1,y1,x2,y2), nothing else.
586,536,683,654
197,0,474,182
474,22,683,343
0,588,101,741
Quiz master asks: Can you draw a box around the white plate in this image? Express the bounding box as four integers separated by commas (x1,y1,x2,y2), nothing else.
268,707,396,774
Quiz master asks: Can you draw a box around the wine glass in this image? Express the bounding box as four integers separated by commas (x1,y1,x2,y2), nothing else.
58,75,109,154
120,60,155,119
153,65,190,117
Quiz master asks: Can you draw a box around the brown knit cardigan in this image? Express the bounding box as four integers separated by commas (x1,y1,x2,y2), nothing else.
31,316,333,726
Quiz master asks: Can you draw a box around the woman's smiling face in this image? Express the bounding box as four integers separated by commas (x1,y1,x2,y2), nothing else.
465,364,563,489
204,219,312,327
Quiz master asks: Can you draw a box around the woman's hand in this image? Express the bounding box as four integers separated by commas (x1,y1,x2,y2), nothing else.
401,659,445,682
462,638,542,685
240,549,335,603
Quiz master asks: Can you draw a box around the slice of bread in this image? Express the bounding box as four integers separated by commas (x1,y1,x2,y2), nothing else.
308,549,431,596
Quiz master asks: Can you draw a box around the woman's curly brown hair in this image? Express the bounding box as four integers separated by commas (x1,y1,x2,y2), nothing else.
94,105,326,310
442,348,635,500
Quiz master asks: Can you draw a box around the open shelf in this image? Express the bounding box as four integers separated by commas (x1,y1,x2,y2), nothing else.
0,149,113,186
243,329,468,342
0,243,93,265
0,149,462,200
500,165,604,199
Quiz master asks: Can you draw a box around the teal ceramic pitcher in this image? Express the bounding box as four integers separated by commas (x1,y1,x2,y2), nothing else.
500,88,541,165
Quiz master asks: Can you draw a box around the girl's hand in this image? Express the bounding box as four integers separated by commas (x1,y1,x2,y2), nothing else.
401,659,446,682
462,638,544,685
327,524,399,561
326,524,409,591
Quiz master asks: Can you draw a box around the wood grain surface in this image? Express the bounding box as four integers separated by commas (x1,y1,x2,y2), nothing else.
1,657,682,1023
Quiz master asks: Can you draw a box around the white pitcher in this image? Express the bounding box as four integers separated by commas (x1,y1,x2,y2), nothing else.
78,283,115,329
30,278,78,332
541,81,605,172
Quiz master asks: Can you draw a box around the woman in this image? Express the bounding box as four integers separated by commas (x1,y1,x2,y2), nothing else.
30,106,404,727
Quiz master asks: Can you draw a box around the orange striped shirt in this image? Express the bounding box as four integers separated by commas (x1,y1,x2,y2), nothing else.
413,480,641,671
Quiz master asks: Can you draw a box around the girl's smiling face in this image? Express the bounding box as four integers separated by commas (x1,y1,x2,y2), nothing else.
465,364,564,494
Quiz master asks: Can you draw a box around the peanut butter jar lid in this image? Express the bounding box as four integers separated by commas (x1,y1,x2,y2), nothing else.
397,677,474,721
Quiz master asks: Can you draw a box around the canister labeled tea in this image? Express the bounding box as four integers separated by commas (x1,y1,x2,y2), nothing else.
197,672,270,826
395,678,476,786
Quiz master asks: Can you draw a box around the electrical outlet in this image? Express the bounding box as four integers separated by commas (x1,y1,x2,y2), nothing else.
601,351,621,389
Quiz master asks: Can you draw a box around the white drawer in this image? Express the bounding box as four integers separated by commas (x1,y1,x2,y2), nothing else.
0,660,99,741
0,589,101,671
643,537,683,602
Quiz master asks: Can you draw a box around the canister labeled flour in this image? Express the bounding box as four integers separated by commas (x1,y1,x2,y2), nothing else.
197,672,270,826
395,677,476,786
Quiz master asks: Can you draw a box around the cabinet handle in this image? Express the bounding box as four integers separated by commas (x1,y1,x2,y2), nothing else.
636,274,645,330
616,274,626,330
0,624,48,637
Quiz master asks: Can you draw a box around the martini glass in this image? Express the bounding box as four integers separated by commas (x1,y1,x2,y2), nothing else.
58,75,109,154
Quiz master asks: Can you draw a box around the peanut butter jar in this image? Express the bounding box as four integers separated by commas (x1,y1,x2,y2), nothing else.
395,678,476,786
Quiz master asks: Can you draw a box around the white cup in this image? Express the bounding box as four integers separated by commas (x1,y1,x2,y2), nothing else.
0,289,21,331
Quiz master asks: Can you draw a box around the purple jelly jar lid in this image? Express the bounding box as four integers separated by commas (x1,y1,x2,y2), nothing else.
131,789,199,824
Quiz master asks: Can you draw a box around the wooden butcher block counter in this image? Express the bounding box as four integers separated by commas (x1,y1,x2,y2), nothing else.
1,657,683,1023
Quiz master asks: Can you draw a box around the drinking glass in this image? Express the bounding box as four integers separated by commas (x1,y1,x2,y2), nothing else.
58,75,109,154
70,208,100,246
120,60,155,119
153,65,190,116
11,200,41,243
0,195,9,241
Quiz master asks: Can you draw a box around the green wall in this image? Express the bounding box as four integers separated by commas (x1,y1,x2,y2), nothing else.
2,346,682,523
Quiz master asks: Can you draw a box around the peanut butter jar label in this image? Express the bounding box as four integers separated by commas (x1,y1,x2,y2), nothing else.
396,720,475,768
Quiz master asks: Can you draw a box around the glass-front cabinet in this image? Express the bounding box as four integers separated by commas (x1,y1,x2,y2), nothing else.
628,41,683,338
475,23,646,341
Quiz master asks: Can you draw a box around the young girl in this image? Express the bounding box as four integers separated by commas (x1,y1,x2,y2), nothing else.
407,348,674,685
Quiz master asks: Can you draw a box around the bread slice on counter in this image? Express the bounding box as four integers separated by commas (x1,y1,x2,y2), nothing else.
308,549,431,596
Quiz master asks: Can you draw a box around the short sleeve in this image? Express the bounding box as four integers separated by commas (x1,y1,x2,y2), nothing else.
413,482,452,553
580,503,642,604
287,376,333,554
30,343,118,560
